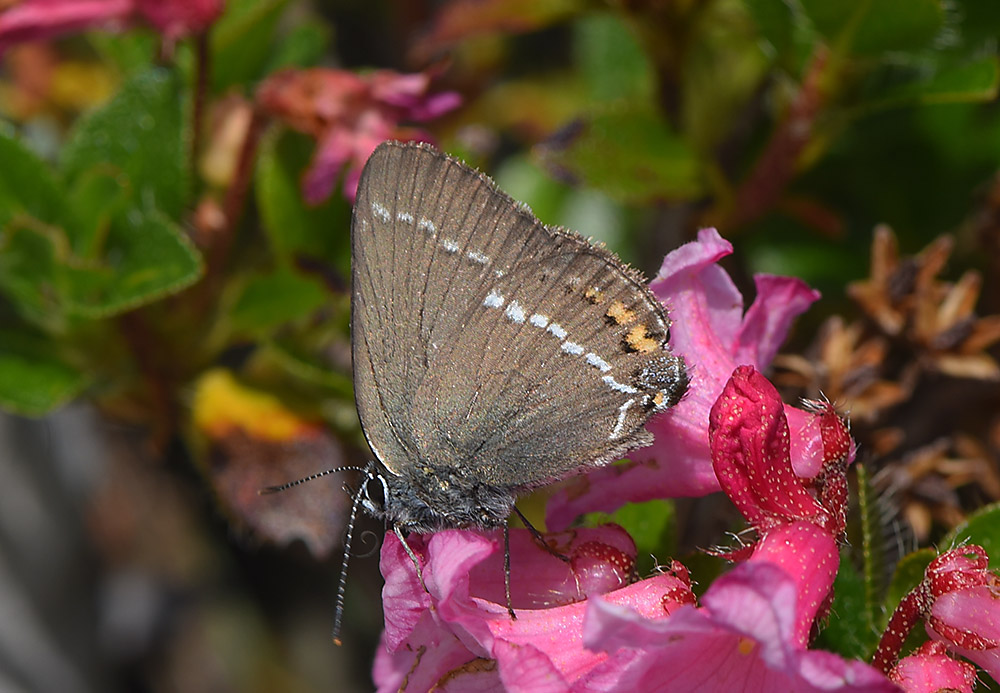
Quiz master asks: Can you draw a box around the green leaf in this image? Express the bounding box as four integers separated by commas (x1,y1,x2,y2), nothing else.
960,0,1000,47
800,0,944,55
860,56,1000,112
494,155,631,260
2,209,203,322
815,551,880,658
573,13,653,103
882,548,935,656
64,208,203,318
0,129,73,326
744,0,796,58
0,126,74,231
265,338,354,397
0,220,71,328
88,31,158,76
255,130,351,269
941,502,1000,567
230,268,328,334
211,0,289,92
0,331,88,416
66,167,132,259
538,106,703,202
885,549,935,617
62,67,188,221
494,155,571,227
0,124,201,323
264,21,331,72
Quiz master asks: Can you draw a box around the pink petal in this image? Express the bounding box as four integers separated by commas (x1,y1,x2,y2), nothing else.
380,526,643,654
546,229,821,529
709,366,828,528
750,522,839,647
373,617,487,693
407,90,463,121
378,522,690,688
302,129,355,205
786,407,826,480
135,0,221,38
487,573,682,685
370,70,431,105
734,274,822,368
931,585,1000,645
494,639,571,693
580,562,895,692
938,644,1000,686
929,585,1000,680
380,530,498,652
258,67,457,203
0,0,135,52
468,526,636,610
379,533,434,652
890,642,976,693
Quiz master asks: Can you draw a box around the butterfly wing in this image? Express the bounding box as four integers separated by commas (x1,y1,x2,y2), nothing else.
351,141,686,489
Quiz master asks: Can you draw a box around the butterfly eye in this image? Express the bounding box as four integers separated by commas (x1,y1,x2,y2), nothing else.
360,472,387,515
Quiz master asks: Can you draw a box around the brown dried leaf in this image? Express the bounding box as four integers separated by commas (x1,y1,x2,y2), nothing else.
848,226,1000,379
773,316,909,422
192,369,350,558
208,428,350,558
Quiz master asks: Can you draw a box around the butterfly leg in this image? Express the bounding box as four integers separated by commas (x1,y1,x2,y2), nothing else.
513,506,570,563
394,524,427,592
503,522,516,620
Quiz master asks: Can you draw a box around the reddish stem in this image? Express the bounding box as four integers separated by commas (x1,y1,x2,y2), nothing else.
118,311,176,449
192,106,267,316
722,47,829,231
191,31,210,171
871,589,928,674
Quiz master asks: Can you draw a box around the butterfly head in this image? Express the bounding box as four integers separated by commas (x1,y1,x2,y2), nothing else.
360,460,516,533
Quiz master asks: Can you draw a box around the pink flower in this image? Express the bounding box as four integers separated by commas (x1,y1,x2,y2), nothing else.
546,364,893,690
710,365,851,544
889,642,976,693
579,561,895,691
0,0,222,53
566,370,889,689
874,544,1000,683
547,228,823,529
926,546,1000,661
256,68,461,203
706,366,852,639
373,526,695,691
373,520,893,690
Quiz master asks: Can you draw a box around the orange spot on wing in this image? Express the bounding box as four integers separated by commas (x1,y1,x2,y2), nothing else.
625,324,659,353
585,286,604,303
606,301,635,325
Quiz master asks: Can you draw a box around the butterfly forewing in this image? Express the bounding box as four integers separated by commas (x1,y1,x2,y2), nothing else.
351,141,684,490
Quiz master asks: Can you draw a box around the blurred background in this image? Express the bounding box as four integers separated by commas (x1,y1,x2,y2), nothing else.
1,0,999,690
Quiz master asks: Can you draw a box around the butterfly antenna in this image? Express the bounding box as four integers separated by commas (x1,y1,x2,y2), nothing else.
259,466,368,495
332,476,369,645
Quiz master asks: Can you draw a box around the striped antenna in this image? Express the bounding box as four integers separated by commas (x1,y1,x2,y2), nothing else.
259,464,375,645
258,466,368,495
332,469,381,645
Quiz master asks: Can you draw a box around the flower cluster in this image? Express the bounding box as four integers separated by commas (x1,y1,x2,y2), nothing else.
375,229,1000,691
256,68,461,204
